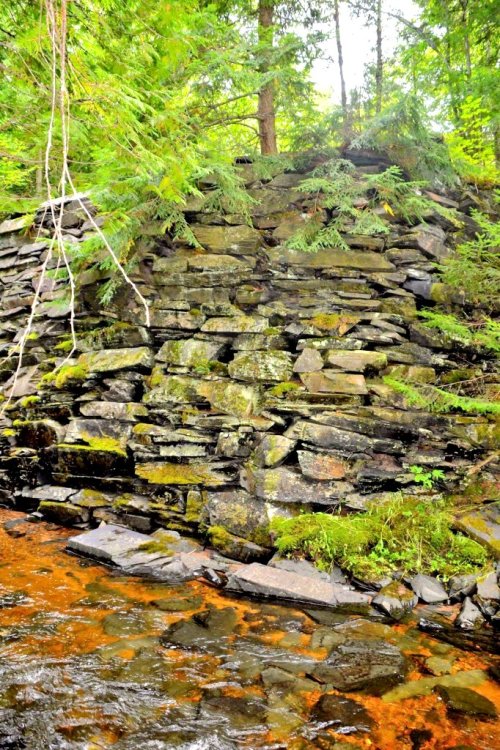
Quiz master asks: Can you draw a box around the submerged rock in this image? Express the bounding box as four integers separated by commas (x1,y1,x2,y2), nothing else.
435,685,498,717
313,638,407,695
311,693,373,733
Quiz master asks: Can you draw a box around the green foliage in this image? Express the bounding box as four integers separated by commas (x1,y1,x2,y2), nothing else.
350,96,459,186
440,209,500,311
419,310,500,354
286,159,457,253
409,465,445,490
384,376,500,416
270,495,489,579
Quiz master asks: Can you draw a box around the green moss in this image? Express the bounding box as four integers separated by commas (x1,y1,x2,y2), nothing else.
207,525,234,549
269,381,300,398
58,437,126,456
270,494,490,580
148,367,165,388
54,339,74,353
19,395,41,408
307,313,360,333
135,461,224,485
52,364,89,389
138,540,175,556
1,428,16,437
12,419,29,427
26,332,39,341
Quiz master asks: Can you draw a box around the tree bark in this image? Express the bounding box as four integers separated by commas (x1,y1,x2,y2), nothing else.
257,0,278,155
333,0,347,118
375,0,383,113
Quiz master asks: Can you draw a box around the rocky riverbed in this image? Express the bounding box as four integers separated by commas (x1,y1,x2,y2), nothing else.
1,509,499,750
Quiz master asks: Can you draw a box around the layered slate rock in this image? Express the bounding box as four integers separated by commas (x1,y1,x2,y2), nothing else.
226,562,371,612
0,152,498,589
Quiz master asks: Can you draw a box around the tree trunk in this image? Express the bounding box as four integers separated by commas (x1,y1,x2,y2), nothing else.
375,0,383,113
257,0,278,155
333,0,347,118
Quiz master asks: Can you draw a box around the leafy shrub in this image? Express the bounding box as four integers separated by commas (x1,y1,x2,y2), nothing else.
270,495,489,580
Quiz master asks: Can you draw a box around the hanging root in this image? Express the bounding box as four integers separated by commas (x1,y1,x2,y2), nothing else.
1,0,150,413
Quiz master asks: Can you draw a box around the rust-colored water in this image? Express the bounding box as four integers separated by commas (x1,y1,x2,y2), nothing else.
0,508,499,749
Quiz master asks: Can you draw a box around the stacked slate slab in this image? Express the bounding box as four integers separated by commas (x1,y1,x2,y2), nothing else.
0,153,498,577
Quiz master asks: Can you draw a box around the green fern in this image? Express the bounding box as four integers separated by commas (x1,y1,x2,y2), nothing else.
419,310,500,354
384,376,500,416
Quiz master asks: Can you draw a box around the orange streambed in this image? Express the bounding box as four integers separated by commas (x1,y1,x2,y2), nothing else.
0,508,499,750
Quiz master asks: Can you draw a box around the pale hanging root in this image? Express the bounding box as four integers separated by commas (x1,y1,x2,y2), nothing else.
1,0,150,412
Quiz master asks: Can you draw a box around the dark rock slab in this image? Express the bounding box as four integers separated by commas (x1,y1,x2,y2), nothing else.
311,693,373,733
160,606,238,653
410,574,448,603
313,638,406,694
435,685,497,717
226,562,371,611
372,581,418,620
455,597,485,631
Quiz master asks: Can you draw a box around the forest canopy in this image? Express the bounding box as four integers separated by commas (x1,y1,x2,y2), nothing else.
0,0,498,223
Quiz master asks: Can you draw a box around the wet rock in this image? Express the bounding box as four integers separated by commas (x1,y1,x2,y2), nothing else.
102,611,149,636
372,582,418,620
454,503,500,558
311,693,373,733
425,656,454,676
418,617,500,655
455,597,485,630
410,574,448,603
448,574,477,601
313,638,406,694
160,606,238,653
151,593,203,612
435,685,498,717
198,690,267,729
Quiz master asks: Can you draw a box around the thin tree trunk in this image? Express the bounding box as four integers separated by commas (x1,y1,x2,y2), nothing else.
257,0,278,155
460,0,472,82
333,0,347,117
375,0,383,113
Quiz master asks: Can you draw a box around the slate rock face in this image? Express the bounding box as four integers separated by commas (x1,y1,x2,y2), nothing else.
0,156,498,607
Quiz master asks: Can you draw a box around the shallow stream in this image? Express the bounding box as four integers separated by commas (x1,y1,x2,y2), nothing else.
0,509,498,750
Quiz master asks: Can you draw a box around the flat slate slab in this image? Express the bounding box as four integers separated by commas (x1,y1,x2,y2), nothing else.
67,524,150,563
227,562,371,610
67,523,237,583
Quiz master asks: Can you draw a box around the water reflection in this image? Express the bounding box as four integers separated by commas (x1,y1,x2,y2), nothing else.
0,510,499,749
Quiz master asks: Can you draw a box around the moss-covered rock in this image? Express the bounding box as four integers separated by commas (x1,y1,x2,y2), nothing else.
135,461,227,486
228,350,293,383
157,338,225,367
38,500,89,524
197,380,262,417
207,488,271,546
143,374,201,405
78,347,153,373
